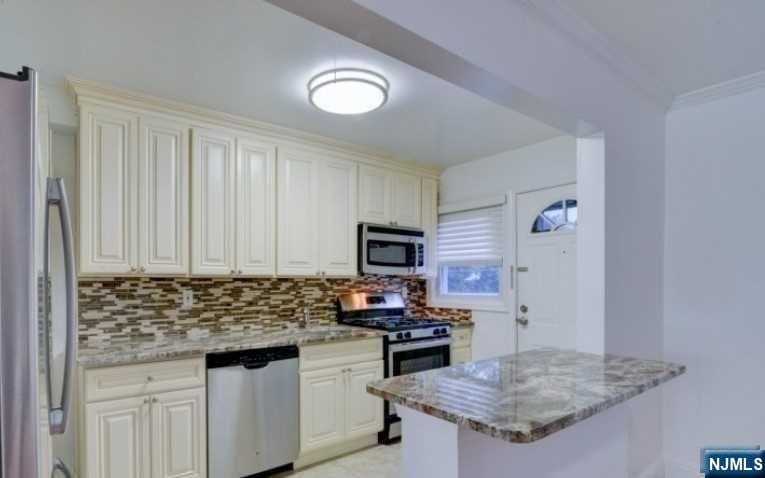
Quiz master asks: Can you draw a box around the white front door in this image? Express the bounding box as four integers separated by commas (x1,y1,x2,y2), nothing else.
516,184,577,352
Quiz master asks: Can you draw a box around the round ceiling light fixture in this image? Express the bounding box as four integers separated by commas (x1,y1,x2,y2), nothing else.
308,68,389,115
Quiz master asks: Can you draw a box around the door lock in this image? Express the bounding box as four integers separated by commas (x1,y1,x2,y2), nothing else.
516,317,529,326
520,305,528,313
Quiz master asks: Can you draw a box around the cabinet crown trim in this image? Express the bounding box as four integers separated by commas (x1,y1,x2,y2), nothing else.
67,76,442,178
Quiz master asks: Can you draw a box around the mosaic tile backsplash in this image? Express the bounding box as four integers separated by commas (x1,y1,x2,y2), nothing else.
78,275,471,343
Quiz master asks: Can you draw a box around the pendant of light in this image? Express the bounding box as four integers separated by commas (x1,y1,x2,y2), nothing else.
308,68,389,115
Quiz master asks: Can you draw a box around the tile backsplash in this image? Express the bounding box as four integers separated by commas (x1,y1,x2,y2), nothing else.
78,275,471,342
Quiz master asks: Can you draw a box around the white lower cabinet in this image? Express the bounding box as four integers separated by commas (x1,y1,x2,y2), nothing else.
345,361,384,439
85,396,151,478
298,340,384,462
450,327,474,365
82,360,206,478
299,367,346,452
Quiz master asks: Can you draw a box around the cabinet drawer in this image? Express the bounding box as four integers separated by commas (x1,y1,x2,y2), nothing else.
300,338,382,371
452,328,472,348
84,358,205,402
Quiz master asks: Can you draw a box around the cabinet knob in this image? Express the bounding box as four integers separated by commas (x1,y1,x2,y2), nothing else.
238,269,243,275
146,376,154,382
152,397,158,404
143,398,150,404
230,270,236,275
139,266,146,273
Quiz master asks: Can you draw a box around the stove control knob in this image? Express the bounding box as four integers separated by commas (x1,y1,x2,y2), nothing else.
440,328,448,335
404,331,412,339
396,332,404,340
432,328,439,336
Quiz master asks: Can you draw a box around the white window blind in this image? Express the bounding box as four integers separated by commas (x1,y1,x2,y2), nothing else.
437,206,504,265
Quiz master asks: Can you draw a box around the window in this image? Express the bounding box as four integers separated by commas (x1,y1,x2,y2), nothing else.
434,205,505,307
531,199,577,233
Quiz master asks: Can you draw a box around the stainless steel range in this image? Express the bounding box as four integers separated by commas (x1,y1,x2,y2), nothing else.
337,291,452,443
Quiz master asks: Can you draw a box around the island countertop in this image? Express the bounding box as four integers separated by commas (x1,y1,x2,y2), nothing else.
367,348,685,444
79,325,387,368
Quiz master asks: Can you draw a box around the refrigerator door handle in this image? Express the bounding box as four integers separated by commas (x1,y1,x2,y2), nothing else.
44,177,76,435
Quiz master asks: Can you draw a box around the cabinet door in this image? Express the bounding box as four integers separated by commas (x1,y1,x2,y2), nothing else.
300,367,345,453
138,116,189,274
451,347,472,365
236,137,276,276
345,361,384,439
391,172,421,227
277,149,320,276
319,157,357,276
191,128,236,275
358,164,391,224
421,177,438,276
79,104,138,274
85,396,150,478
151,388,207,478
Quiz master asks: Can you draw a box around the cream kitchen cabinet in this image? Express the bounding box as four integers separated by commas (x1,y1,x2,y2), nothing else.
277,149,357,277
191,127,276,276
358,164,421,227
450,327,473,365
81,359,206,478
421,177,438,276
79,104,190,275
298,339,384,464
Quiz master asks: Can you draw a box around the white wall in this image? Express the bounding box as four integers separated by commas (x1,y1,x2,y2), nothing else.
663,87,765,477
334,2,668,475
439,136,578,360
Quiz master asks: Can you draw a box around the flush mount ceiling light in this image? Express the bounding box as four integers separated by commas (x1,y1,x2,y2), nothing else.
308,68,389,115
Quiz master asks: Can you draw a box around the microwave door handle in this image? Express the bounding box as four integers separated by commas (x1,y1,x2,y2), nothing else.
45,178,76,435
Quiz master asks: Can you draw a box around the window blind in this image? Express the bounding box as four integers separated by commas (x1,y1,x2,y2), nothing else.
437,206,504,264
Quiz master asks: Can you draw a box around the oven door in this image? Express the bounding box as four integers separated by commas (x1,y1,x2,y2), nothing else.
387,338,451,421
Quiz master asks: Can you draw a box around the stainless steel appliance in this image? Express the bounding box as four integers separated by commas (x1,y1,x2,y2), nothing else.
207,346,300,477
1,67,77,477
358,223,426,275
337,292,451,443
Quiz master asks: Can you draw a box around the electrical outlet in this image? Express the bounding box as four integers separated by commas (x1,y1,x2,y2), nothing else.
182,289,194,309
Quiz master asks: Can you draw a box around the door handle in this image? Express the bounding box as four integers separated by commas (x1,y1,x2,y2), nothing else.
516,317,529,327
44,178,76,435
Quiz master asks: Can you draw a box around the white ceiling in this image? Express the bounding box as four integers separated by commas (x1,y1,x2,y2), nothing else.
563,0,765,96
0,0,563,166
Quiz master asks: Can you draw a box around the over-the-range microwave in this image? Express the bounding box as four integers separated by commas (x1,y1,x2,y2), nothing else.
358,223,426,276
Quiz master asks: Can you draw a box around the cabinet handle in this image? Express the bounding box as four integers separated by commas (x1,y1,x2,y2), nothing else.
140,266,146,273
143,398,150,404
146,376,154,382
238,269,243,275
152,397,158,404
230,270,236,275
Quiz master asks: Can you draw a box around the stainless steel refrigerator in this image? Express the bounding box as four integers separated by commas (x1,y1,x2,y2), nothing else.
0,67,77,477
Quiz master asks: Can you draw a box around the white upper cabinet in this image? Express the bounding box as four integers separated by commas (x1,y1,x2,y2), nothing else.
358,164,390,225
421,177,438,276
191,128,236,276
358,165,421,227
391,172,422,227
236,137,276,276
278,150,357,277
79,104,138,274
138,116,189,275
319,158,357,276
277,149,321,276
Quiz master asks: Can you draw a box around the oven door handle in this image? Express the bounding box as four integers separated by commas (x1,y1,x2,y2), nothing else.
388,337,452,354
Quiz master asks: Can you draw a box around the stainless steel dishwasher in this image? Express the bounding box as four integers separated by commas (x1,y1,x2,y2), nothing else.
207,345,299,477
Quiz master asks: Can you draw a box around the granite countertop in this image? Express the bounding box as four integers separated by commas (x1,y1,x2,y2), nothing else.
367,348,685,444
79,325,387,368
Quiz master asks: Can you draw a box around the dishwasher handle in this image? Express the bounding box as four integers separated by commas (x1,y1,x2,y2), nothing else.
242,361,269,370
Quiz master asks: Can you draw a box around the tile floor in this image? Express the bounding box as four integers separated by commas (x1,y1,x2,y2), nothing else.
276,443,401,478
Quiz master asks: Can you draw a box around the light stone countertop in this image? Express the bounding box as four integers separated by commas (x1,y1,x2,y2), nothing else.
78,325,387,368
367,347,685,443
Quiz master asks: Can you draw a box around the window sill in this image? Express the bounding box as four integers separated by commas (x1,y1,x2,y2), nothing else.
427,298,508,313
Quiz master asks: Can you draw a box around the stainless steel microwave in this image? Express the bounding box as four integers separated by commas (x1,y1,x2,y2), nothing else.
358,223,426,275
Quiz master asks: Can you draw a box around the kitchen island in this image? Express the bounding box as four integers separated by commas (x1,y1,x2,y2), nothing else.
367,348,684,478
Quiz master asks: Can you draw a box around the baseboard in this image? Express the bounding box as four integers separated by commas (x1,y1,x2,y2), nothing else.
294,434,379,469
636,459,666,478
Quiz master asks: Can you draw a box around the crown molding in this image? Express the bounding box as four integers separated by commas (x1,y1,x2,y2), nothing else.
671,70,765,110
66,76,443,177
516,0,674,110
